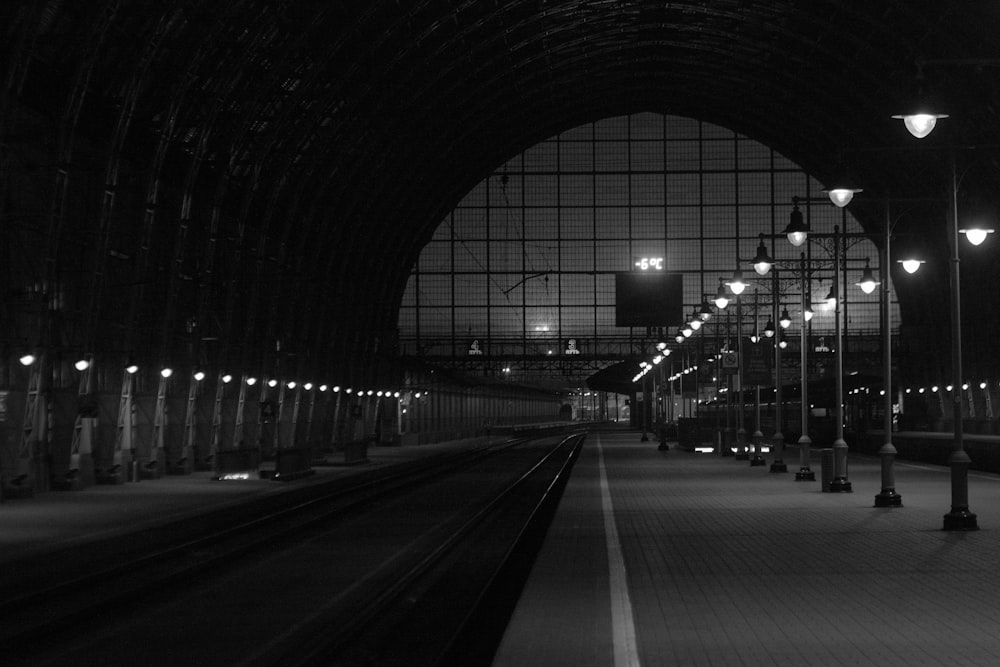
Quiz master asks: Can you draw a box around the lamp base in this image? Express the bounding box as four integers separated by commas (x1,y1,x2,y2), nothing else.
770,462,788,473
874,490,903,507
829,477,852,492
749,455,767,467
943,509,979,531
795,468,815,481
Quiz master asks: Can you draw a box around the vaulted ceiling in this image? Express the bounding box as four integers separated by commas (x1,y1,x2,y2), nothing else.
3,1,1000,386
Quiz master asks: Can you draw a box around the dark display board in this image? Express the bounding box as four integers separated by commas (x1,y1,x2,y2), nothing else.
615,272,684,327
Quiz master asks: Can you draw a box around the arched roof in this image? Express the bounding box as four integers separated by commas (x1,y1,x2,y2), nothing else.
3,1,999,385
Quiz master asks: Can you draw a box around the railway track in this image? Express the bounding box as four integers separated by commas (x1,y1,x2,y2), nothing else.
2,432,585,666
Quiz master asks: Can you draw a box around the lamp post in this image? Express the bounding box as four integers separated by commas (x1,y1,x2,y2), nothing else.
734,290,749,461
794,251,816,481
891,99,984,527
640,361,650,442
749,289,767,466
768,284,788,472
770,198,877,487
875,200,903,507
942,150,977,530
828,222,852,492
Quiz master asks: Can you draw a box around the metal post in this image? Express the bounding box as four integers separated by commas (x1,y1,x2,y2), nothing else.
750,289,766,466
736,293,748,460
795,252,815,481
830,223,852,491
640,371,650,441
771,269,788,472
943,150,977,530
876,201,903,507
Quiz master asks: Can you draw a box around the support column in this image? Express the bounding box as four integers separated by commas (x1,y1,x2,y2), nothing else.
112,369,135,484
11,354,43,495
178,374,198,474
208,373,227,467
145,374,168,479
67,355,97,488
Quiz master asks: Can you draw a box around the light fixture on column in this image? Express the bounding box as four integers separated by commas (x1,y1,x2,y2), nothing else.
74,358,91,371
728,268,747,295
894,111,948,139
713,281,730,309
825,187,862,208
698,299,714,321
763,319,776,338
898,257,925,274
752,238,773,276
784,204,809,247
856,260,879,294
959,226,994,246
19,353,36,366
779,307,792,329
824,284,837,309
823,163,863,208
892,66,947,139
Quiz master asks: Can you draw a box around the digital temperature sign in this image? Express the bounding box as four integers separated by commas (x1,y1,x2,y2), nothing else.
633,256,665,271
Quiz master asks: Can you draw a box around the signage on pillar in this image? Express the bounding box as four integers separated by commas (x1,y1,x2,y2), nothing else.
564,338,581,355
468,339,484,356
721,351,738,370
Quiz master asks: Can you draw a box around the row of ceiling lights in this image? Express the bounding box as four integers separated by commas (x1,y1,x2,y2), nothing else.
14,355,429,400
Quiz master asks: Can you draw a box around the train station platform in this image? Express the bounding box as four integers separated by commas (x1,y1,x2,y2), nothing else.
6,429,1000,666
494,429,1000,667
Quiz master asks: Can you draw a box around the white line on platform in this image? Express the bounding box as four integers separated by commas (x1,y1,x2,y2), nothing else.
596,435,641,667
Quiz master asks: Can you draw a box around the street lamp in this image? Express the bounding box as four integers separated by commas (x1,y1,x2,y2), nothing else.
875,200,902,507
793,252,816,481
713,280,730,310
959,226,994,246
784,204,809,247
942,150,979,529
856,260,879,294
898,258,925,274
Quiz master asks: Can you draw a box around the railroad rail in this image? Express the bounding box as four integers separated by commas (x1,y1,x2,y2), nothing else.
2,431,586,666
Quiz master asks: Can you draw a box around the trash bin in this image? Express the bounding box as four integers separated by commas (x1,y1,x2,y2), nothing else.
821,448,834,492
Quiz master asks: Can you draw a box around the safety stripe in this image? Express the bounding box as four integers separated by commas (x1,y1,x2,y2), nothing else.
597,435,641,667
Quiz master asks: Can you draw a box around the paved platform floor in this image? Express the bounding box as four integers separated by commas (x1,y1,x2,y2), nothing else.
494,430,1000,667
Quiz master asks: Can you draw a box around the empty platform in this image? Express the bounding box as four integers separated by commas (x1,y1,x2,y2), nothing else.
494,430,1000,667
